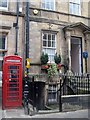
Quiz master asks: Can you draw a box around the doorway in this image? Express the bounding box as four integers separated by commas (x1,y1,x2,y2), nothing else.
28,81,45,110
71,37,82,74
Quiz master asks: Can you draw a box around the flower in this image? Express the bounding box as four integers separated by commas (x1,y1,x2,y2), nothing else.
41,65,49,70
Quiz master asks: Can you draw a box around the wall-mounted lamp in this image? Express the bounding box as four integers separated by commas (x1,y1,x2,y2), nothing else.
33,9,38,15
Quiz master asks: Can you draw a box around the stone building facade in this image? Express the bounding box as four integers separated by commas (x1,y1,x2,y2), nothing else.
0,0,90,108
27,0,90,106
0,1,24,86
28,0,90,75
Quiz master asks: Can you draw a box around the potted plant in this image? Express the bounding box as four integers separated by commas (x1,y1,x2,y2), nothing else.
40,52,49,70
54,53,61,70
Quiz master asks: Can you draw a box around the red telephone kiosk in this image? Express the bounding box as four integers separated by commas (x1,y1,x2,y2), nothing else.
2,55,22,109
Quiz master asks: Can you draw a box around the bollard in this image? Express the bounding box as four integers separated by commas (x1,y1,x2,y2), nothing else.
23,77,29,115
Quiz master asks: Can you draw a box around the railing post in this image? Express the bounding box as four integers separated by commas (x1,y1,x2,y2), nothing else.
59,77,62,112
87,74,89,94
32,76,35,110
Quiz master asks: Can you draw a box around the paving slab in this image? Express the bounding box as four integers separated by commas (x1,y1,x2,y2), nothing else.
0,108,89,119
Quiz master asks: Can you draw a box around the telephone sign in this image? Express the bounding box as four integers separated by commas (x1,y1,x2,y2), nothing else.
2,55,22,109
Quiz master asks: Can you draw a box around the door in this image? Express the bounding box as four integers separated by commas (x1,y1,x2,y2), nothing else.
2,64,22,109
71,37,82,74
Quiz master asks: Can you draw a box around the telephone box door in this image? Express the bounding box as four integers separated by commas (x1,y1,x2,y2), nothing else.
2,55,22,109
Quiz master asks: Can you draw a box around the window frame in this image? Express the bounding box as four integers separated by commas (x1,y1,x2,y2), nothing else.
69,0,81,15
42,31,56,62
0,34,7,58
0,0,8,11
48,84,57,103
41,0,55,11
0,34,7,50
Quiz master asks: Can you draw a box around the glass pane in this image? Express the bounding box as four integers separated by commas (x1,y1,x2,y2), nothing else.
52,41,55,47
0,0,7,7
76,4,80,15
73,4,75,14
70,3,73,14
9,66,17,69
43,48,55,62
8,66,19,81
52,93,56,99
46,49,51,54
53,85,56,90
51,2,54,10
43,34,47,40
52,34,55,40
46,2,50,9
42,2,45,9
43,41,47,46
0,36,5,49
48,92,56,101
48,34,51,40
48,41,51,47
48,93,52,99
2,37,5,49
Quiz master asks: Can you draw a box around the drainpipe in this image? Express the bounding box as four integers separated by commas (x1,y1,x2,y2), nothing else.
23,1,30,115
15,0,19,55
25,1,30,74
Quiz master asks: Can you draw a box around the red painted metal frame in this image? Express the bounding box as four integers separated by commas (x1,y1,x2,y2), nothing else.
2,55,22,109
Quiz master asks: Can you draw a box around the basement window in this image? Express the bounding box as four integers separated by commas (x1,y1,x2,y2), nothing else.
48,84,57,103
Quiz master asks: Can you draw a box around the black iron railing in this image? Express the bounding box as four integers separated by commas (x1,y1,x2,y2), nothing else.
60,73,90,95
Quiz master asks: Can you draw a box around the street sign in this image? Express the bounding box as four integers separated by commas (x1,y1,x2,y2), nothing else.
83,51,88,59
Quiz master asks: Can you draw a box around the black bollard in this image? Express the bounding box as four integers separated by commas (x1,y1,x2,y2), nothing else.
23,76,29,115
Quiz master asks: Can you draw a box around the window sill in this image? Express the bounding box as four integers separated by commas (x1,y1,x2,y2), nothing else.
0,49,8,52
0,7,8,11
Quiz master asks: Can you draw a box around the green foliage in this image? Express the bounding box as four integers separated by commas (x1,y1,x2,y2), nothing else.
47,63,58,78
54,53,61,64
40,52,48,65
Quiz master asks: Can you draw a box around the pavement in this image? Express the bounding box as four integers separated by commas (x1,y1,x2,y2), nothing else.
0,107,89,119
0,87,90,119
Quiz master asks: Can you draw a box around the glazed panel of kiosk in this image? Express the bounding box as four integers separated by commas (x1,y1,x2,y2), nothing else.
2,55,22,109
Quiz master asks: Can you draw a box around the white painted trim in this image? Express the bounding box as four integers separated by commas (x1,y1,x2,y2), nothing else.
62,94,90,98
